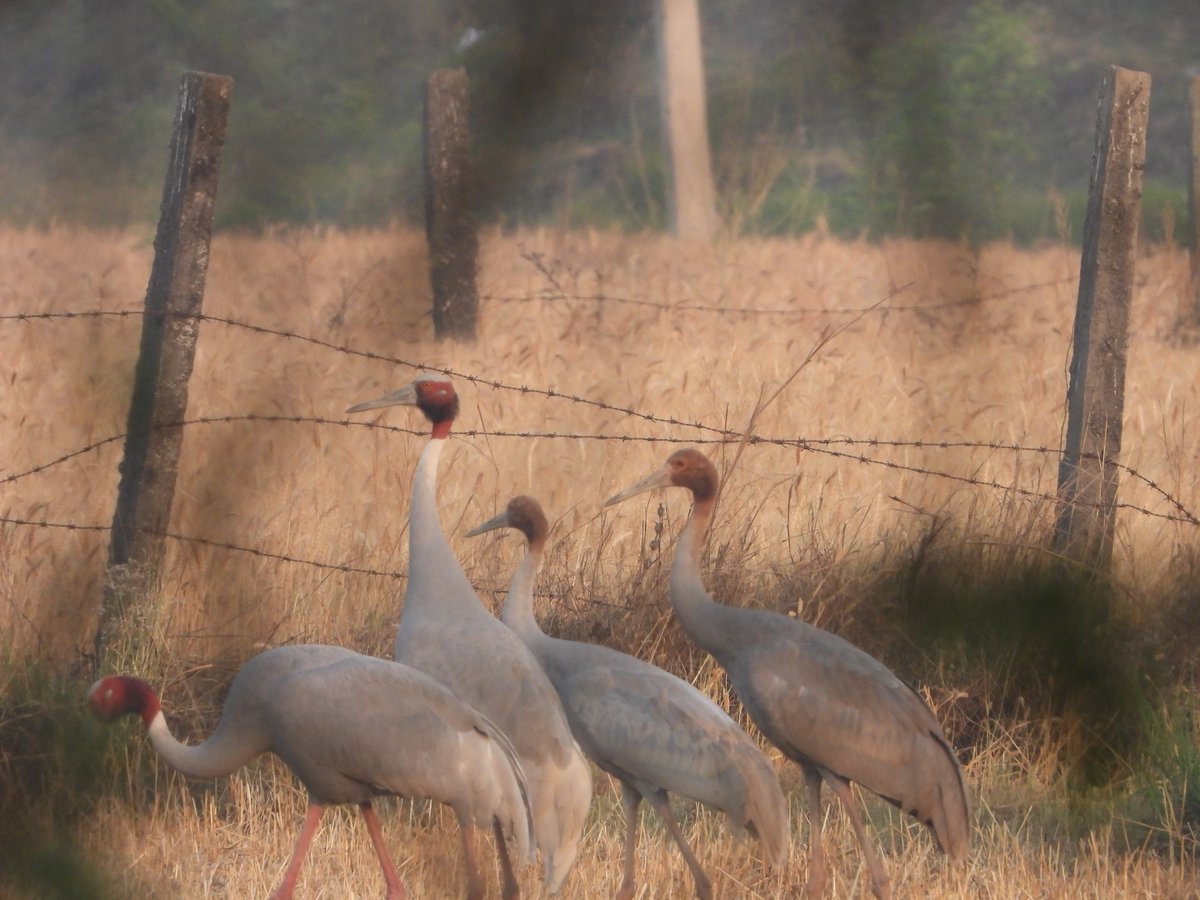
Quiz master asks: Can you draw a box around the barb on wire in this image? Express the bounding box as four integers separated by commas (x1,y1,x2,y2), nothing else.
0,513,405,580
0,310,142,322
2,433,127,485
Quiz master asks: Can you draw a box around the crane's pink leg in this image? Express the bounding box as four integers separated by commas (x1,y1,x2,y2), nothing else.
492,817,521,900
803,767,826,899
458,820,485,900
360,802,407,900
271,803,325,900
615,781,642,900
646,792,713,900
824,776,891,900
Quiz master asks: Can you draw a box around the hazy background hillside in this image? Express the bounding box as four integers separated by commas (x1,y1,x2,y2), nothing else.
1,0,1197,241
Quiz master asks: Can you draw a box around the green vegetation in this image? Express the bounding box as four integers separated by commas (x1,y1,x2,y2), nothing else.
0,662,123,899
0,0,1195,240
860,4,1049,241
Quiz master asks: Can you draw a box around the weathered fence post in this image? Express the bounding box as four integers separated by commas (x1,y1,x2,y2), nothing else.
657,0,718,240
424,68,479,341
95,71,233,663
1053,66,1150,579
1188,74,1200,321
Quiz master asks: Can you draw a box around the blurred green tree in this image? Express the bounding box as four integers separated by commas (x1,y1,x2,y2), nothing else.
0,0,1194,237
862,3,1049,240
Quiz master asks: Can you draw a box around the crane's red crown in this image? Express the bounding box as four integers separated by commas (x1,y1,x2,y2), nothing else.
88,675,161,728
414,376,459,437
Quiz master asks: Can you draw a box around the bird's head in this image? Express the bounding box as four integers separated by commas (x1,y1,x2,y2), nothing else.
604,448,719,507
87,675,161,728
347,373,459,438
466,495,549,551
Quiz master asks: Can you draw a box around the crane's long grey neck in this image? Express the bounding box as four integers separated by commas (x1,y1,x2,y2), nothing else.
147,711,263,780
669,498,729,654
500,546,545,640
405,437,488,616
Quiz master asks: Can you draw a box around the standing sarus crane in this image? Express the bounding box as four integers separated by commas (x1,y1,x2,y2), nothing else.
605,448,969,900
468,495,789,900
88,644,534,900
347,375,592,893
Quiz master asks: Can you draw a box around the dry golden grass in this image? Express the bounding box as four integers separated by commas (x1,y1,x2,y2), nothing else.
2,224,1199,897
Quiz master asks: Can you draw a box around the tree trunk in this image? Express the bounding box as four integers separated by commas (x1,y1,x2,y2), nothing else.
424,68,479,341
657,0,718,240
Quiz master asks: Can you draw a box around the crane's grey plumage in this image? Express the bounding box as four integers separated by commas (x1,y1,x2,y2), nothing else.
348,376,592,893
468,495,789,900
605,448,969,900
88,644,534,900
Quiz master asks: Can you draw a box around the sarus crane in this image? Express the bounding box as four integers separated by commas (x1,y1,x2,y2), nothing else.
347,375,592,893
468,494,789,900
88,644,534,900
605,448,969,899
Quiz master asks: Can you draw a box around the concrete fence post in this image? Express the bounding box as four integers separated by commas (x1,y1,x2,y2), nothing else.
1053,66,1150,582
96,71,233,664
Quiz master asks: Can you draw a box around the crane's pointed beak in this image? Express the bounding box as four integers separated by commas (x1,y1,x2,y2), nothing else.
85,679,111,721
603,464,674,507
346,382,419,414
465,510,511,538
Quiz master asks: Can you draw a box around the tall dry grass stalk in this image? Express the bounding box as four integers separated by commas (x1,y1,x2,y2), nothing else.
2,224,1198,896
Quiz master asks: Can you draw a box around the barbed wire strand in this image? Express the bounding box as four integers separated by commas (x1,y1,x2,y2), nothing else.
4,413,1196,526
5,266,1192,614
0,514,404,580
509,245,1079,315
2,308,733,437
480,277,1079,316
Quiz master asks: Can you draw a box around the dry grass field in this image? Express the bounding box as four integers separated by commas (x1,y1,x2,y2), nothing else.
2,223,1199,897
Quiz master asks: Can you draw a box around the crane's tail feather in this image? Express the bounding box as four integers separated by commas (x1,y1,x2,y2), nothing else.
472,711,536,866
537,746,592,894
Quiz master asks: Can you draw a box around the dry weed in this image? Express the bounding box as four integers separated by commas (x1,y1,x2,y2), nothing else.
2,224,1198,896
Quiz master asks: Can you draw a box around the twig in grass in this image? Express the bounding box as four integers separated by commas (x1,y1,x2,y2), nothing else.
721,283,914,508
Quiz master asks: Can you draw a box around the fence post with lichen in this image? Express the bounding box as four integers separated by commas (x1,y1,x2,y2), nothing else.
95,71,233,665
1053,66,1150,580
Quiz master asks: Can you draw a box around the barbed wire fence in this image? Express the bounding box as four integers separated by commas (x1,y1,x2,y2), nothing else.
485,246,1081,316
0,63,1163,664
2,296,1197,602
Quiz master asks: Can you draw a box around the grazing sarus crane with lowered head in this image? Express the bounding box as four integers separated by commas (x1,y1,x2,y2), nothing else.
347,375,592,893
468,495,789,900
606,448,969,900
88,644,534,900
